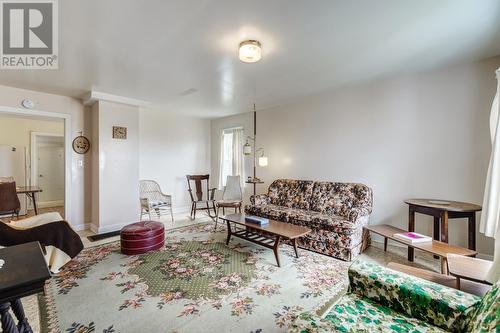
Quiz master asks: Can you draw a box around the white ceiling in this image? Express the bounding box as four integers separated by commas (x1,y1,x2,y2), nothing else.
1,0,500,117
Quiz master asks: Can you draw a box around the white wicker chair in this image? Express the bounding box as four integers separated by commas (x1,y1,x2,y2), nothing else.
139,180,174,222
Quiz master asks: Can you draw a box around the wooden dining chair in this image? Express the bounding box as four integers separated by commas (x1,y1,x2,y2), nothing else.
0,181,20,218
186,174,216,219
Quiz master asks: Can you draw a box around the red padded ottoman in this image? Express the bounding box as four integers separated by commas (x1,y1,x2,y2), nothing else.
120,221,165,255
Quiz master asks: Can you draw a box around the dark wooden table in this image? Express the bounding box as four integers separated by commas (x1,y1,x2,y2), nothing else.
221,213,311,267
364,224,477,274
405,199,481,262
0,242,51,333
16,186,42,215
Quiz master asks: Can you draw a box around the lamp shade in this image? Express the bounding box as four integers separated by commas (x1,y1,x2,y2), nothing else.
258,156,268,167
243,142,252,155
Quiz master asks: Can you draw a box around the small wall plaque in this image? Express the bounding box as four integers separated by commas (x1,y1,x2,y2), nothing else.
112,126,127,139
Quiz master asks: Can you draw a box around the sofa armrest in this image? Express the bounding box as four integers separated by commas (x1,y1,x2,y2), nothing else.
250,194,270,206
347,206,371,222
348,260,480,332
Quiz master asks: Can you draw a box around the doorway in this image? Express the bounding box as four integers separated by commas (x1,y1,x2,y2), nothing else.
31,132,65,209
0,108,70,219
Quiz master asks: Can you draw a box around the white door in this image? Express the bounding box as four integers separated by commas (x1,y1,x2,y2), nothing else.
37,145,64,205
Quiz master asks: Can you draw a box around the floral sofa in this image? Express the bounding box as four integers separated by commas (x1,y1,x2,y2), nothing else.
245,179,373,261
288,260,499,333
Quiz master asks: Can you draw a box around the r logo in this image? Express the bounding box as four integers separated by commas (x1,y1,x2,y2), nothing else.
1,0,58,69
2,2,52,54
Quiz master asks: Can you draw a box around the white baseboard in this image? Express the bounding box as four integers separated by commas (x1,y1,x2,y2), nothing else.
90,223,99,234
72,223,90,231
93,221,133,234
371,239,494,261
38,200,64,208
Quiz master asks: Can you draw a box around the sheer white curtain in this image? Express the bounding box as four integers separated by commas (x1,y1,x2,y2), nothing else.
232,128,244,187
218,130,226,189
481,68,500,283
218,128,244,189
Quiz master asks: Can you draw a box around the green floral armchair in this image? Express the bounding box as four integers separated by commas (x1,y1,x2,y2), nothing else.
288,260,499,333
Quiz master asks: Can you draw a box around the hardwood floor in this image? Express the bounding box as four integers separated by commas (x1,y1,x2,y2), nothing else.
4,206,65,223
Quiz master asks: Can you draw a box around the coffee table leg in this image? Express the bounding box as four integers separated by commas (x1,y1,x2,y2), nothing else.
11,299,32,333
0,302,20,333
408,206,415,261
292,238,299,258
273,235,281,267
225,220,232,245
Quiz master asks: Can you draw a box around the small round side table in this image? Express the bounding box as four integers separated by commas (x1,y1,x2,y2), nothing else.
404,199,481,262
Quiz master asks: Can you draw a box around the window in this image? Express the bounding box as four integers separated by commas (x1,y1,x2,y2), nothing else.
218,127,243,188
221,131,234,186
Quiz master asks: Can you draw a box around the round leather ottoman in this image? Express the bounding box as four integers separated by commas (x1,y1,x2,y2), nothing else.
120,221,165,255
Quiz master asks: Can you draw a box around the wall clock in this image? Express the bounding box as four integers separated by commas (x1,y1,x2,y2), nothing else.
112,126,127,139
72,135,90,154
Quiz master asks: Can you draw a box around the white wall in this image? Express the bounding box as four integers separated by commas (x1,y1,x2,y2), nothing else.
211,56,500,257
91,100,140,233
0,85,89,229
0,116,64,147
139,109,211,212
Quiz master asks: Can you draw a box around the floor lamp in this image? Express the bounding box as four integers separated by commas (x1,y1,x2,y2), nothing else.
243,104,268,196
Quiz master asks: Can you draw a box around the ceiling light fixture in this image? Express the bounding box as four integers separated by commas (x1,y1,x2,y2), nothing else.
239,40,262,63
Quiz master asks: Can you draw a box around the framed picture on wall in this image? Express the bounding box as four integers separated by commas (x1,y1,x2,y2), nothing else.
112,126,127,139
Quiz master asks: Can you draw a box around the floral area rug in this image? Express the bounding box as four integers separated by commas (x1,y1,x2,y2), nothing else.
39,222,350,333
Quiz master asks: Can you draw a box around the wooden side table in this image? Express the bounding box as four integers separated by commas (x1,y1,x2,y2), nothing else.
245,179,264,196
16,186,42,215
405,199,481,262
0,242,51,333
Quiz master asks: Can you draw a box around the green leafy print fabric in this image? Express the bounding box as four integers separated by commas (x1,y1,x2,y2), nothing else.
468,279,500,333
288,293,447,333
348,260,480,332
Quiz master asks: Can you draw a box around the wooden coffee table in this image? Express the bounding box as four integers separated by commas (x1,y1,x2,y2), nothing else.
364,224,477,274
220,213,311,267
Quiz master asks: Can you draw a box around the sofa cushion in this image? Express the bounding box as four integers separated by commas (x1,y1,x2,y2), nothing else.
267,179,314,209
311,182,372,217
288,294,446,333
286,208,358,230
246,204,291,221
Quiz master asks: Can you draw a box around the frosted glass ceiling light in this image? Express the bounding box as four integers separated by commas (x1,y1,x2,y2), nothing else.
239,40,262,63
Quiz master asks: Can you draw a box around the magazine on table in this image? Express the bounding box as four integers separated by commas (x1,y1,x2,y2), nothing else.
394,232,432,244
245,216,269,226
